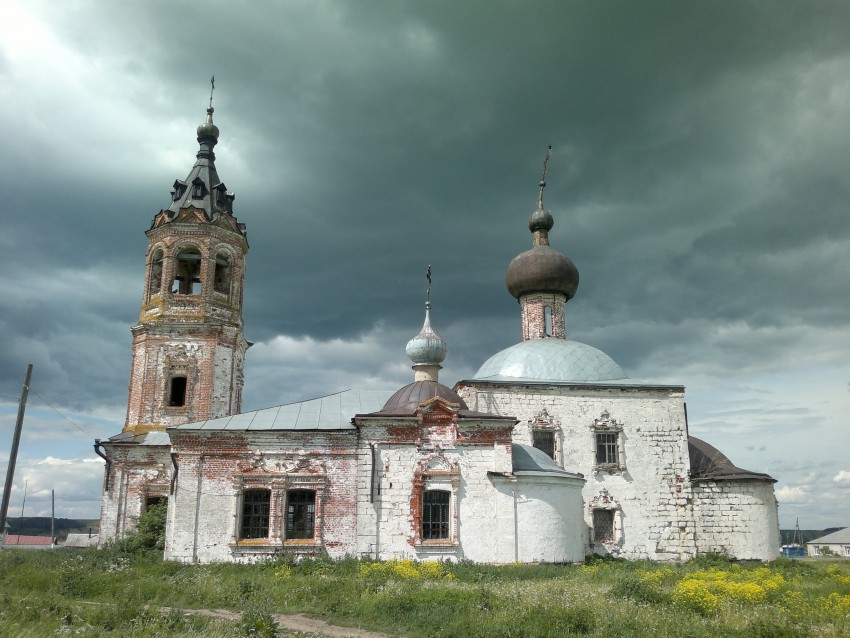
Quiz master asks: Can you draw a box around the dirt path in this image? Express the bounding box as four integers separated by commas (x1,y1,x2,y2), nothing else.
165,606,404,638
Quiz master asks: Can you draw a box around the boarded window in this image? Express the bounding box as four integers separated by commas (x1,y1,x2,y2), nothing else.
422,490,450,540
593,509,615,543
285,490,316,539
169,377,187,407
240,490,270,539
533,430,556,460
596,432,619,466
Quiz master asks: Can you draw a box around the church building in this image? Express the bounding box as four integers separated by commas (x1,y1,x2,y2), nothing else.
96,106,780,563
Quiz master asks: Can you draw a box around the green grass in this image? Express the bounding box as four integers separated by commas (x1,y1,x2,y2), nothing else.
0,549,848,637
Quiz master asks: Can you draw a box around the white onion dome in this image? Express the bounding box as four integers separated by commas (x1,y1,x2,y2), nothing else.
405,302,448,366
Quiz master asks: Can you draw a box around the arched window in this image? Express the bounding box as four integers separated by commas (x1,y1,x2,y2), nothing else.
544,305,552,336
214,252,231,295
173,247,202,295
148,249,164,298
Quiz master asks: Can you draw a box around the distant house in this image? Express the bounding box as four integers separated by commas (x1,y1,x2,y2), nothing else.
807,528,850,557
2,534,54,549
64,533,99,548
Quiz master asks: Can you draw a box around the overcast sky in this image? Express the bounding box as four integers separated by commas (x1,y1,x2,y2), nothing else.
1,0,848,531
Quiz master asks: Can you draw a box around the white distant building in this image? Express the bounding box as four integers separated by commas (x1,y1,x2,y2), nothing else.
807,529,850,557
97,107,780,563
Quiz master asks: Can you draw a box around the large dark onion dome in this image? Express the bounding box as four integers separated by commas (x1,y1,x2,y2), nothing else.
506,200,579,300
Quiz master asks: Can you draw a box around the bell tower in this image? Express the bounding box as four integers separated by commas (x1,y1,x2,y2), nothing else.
124,101,249,434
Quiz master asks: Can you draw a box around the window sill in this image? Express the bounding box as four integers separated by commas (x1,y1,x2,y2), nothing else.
417,539,458,547
594,465,624,474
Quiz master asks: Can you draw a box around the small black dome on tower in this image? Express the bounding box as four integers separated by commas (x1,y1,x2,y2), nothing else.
197,107,220,140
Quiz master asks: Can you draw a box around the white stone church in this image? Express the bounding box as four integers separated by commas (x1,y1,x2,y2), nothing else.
96,106,780,563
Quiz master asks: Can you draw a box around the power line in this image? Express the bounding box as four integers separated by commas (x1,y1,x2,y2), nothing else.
29,389,95,437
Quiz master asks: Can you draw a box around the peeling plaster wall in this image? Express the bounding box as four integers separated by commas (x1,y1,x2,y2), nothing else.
164,430,358,563
97,444,172,545
457,382,698,561
355,415,526,563
692,480,780,561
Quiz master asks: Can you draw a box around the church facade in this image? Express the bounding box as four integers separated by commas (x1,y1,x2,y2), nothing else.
96,107,780,563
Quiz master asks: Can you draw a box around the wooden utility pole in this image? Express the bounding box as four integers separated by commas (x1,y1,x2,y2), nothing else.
0,364,33,539
51,490,55,545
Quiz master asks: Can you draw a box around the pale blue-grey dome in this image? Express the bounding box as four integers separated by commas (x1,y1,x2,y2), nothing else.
473,339,627,383
405,305,448,366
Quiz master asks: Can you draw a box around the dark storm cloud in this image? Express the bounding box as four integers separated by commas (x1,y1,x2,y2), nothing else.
1,1,850,523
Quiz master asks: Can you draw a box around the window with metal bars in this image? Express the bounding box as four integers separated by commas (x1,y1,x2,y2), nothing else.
595,431,619,466
421,490,450,540
593,509,615,543
240,489,270,539
285,490,316,539
532,429,556,460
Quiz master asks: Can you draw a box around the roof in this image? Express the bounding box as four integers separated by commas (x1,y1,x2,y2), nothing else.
356,381,515,420
807,528,850,545
106,430,171,446
688,436,775,482
170,389,395,431
471,338,629,384
512,444,584,479
3,534,53,546
378,380,468,413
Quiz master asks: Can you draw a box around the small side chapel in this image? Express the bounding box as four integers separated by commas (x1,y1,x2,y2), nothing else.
96,105,780,563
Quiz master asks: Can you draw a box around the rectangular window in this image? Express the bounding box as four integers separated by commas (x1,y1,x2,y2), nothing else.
596,432,619,466
422,490,450,540
844,546,850,557
169,377,187,407
593,509,615,543
532,430,556,460
285,490,316,539
240,490,270,539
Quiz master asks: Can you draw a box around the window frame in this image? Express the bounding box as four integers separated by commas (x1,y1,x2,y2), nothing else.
233,477,325,548
239,489,271,540
591,411,625,472
532,428,557,461
595,431,619,466
168,376,188,407
284,489,316,540
421,489,451,541
592,508,616,544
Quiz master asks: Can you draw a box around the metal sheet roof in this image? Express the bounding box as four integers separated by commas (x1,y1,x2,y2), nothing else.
807,528,850,545
169,389,395,431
